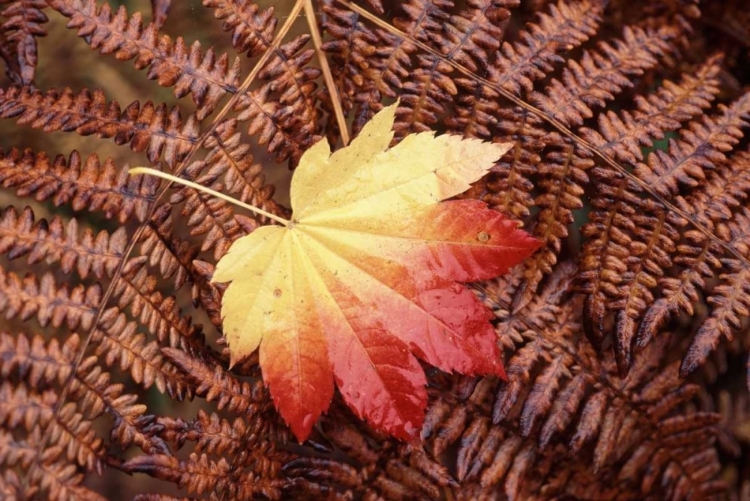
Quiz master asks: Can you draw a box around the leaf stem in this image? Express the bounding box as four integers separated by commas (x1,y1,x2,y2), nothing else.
129,167,291,227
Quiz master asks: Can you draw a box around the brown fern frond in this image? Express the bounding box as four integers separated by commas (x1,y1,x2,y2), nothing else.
0,206,126,279
0,267,100,331
122,453,219,497
0,331,161,453
163,346,265,415
29,444,107,501
445,0,601,144
533,24,678,126
0,149,159,223
579,57,722,164
72,362,165,453
284,457,361,498
0,0,47,84
233,35,321,164
155,410,248,456
302,371,722,499
113,259,199,348
679,151,750,234
384,0,527,135
580,165,685,371
0,382,54,429
91,308,193,398
0,382,105,472
394,54,456,135
325,0,600,135
203,0,277,57
47,0,240,120
322,0,432,130
511,142,593,309
0,469,25,500
201,118,281,216
388,0,482,134
287,421,457,499
138,204,197,289
636,155,750,349
543,59,721,357
491,288,583,429
0,86,199,168
0,428,37,470
582,93,750,374
460,108,547,222
184,259,223,332
124,451,287,500
0,332,79,386
440,0,518,73
450,345,721,499
681,208,750,378
634,92,750,197
168,118,283,259
150,0,170,30
320,2,395,126
488,0,601,96
150,408,291,496
0,436,106,500
487,262,592,438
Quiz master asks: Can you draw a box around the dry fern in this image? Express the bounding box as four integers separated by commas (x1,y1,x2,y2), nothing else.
0,0,747,499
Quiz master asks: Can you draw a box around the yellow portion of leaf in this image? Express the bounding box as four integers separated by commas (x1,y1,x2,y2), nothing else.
290,103,396,217
292,104,512,223
257,231,334,439
212,225,286,364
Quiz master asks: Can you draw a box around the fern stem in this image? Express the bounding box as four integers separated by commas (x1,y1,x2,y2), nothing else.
129,167,291,227
305,0,349,145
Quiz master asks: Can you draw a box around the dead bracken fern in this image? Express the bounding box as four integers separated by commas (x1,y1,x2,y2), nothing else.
0,0,747,499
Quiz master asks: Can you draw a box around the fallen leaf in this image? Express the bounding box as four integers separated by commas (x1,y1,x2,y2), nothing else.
212,103,541,441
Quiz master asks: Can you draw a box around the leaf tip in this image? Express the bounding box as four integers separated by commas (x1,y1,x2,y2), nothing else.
495,362,508,382
490,140,514,160
227,353,238,371
274,395,324,443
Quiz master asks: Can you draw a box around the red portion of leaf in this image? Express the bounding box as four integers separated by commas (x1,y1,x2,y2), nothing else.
260,327,333,441
308,200,541,291
302,239,428,440
329,325,427,441
413,284,506,379
258,249,334,442
412,200,542,283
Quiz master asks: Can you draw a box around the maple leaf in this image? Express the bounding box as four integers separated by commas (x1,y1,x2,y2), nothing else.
211,103,540,442
133,103,540,442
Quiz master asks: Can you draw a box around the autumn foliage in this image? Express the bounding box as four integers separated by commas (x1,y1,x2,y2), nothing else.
206,103,539,441
0,0,748,500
